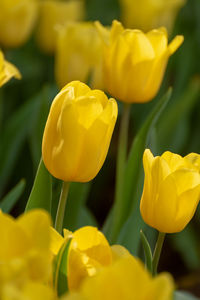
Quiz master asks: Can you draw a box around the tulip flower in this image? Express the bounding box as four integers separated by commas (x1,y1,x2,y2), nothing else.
0,210,52,282
42,81,118,182
0,0,38,48
0,50,21,87
55,22,104,90
96,20,184,103
120,0,186,33
51,226,130,291
36,0,84,54
63,255,174,300
140,149,200,233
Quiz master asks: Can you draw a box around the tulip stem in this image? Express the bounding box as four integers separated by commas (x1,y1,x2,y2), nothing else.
111,103,131,243
55,181,70,235
152,232,166,276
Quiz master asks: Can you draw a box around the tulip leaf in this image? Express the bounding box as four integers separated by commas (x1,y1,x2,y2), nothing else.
156,79,200,153
53,238,72,297
0,179,25,213
174,291,199,300
63,182,92,231
0,91,41,197
110,88,172,243
123,88,172,218
25,158,52,213
170,225,200,270
140,230,153,274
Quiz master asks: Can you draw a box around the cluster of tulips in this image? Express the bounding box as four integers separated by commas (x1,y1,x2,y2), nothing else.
0,0,199,299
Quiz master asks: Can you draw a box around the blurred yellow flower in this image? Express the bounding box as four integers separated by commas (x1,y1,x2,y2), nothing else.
120,0,186,33
42,81,118,182
0,50,21,87
36,0,84,54
0,281,55,300
0,0,38,48
63,255,174,300
140,149,200,233
96,20,184,103
55,22,104,90
0,209,52,283
51,226,129,291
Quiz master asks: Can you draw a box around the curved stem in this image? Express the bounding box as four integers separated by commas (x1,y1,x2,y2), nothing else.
55,181,70,234
152,232,166,276
110,103,131,243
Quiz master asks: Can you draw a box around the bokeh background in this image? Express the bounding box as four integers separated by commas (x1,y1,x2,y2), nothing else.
0,0,200,296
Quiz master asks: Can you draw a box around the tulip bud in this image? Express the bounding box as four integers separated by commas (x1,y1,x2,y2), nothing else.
96,20,184,103
140,149,200,233
0,0,38,48
55,22,104,90
120,0,186,33
36,0,84,54
42,81,118,182
0,50,21,87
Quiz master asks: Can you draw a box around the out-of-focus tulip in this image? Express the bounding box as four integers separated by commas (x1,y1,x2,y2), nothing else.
0,50,21,87
63,255,174,300
0,0,38,48
0,281,55,300
36,0,84,54
55,22,104,90
96,20,184,103
0,210,52,283
120,0,186,33
140,149,200,233
51,226,130,291
42,81,118,182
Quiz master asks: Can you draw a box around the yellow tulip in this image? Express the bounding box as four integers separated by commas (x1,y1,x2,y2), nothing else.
42,81,118,182
55,22,104,90
0,210,52,283
140,149,200,233
36,0,84,54
63,255,174,300
120,0,186,33
96,20,184,103
0,0,38,48
0,281,55,300
0,50,21,87
51,226,130,291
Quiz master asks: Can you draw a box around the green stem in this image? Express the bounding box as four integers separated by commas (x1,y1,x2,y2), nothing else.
110,103,131,243
152,232,166,276
55,182,70,234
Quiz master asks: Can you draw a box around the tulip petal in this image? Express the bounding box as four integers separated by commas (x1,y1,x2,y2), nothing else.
17,210,51,251
175,185,200,231
168,35,184,55
162,151,185,172
146,28,168,56
172,169,200,195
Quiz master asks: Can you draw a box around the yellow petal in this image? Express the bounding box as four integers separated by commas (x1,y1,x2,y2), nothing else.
146,28,168,56
168,35,184,55
50,227,64,255
17,210,51,251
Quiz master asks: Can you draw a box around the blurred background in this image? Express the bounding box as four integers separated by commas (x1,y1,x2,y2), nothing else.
0,0,200,296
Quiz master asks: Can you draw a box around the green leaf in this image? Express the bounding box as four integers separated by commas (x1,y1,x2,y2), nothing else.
174,291,199,300
76,206,98,229
170,225,200,270
63,182,91,231
25,159,52,213
140,230,153,274
157,79,200,153
53,238,72,297
0,180,25,213
123,88,172,219
0,91,41,197
109,87,172,244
